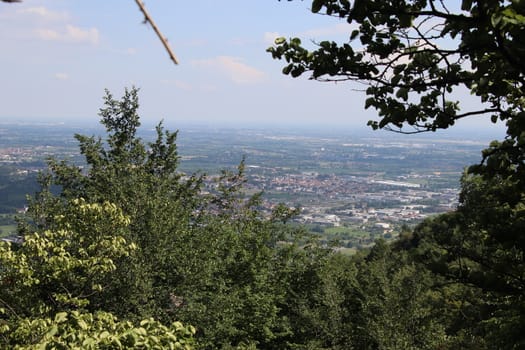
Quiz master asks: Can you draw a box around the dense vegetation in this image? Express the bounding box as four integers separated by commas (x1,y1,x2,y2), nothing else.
0,167,39,213
1,0,524,348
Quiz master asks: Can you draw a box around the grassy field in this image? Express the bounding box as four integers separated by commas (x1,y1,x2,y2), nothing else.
324,226,369,238
335,247,358,255
0,224,17,238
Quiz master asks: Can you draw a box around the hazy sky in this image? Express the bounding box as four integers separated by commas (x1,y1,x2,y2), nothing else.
0,1,506,135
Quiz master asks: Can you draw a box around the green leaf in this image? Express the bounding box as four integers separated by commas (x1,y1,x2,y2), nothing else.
312,0,324,13
365,97,375,109
82,338,97,347
46,325,58,337
282,64,293,75
491,13,503,27
274,37,286,45
391,74,402,86
393,64,406,75
461,0,473,11
77,319,88,330
55,312,68,323
398,14,412,27
396,88,409,100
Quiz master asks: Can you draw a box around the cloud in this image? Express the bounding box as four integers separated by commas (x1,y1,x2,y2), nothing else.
35,28,60,41
17,7,70,21
35,25,99,45
64,25,99,45
2,6,99,45
54,73,69,80
192,56,266,85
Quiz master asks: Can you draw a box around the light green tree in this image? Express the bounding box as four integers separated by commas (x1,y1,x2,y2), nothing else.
0,199,195,349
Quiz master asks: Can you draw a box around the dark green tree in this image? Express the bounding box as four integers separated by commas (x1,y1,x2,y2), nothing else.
25,88,202,320
22,87,317,349
411,171,525,348
352,240,446,350
270,1,522,130
275,240,449,349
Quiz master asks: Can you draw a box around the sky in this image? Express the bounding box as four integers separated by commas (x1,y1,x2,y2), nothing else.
0,0,507,137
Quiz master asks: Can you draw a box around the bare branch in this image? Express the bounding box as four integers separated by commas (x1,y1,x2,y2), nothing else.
134,0,179,65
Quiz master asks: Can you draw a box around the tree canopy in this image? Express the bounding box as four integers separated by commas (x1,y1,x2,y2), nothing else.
270,0,524,133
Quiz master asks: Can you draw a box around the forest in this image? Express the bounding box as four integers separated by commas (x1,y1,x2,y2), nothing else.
1,0,524,349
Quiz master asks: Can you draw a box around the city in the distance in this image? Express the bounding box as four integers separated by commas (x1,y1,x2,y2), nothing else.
0,121,497,253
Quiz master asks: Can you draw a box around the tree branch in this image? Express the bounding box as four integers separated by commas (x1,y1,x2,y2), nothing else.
134,0,179,65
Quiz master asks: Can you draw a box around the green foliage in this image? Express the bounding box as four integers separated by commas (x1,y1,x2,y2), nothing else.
21,87,316,348
15,86,516,348
270,0,524,132
411,171,525,348
24,88,203,320
0,199,195,349
1,311,195,349
0,199,134,318
277,241,448,349
28,86,453,349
